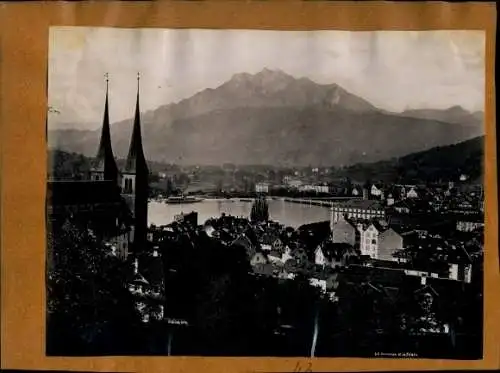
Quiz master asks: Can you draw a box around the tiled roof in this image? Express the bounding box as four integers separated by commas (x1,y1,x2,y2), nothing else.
332,216,358,230
252,262,276,277
371,220,388,232
231,233,251,247
131,272,149,285
260,233,278,245
322,242,354,261
414,284,440,297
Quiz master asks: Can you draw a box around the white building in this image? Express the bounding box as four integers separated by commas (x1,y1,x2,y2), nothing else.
357,222,403,260
449,263,473,283
255,182,270,193
309,278,327,293
406,187,419,199
314,246,327,266
358,223,379,258
299,184,329,193
283,176,303,188
371,184,383,197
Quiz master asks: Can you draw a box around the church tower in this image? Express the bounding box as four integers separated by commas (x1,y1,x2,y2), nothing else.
90,73,119,184
121,73,149,253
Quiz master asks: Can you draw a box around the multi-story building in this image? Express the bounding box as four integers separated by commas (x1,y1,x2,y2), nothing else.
455,213,484,232
356,221,403,261
255,182,270,194
330,200,385,224
352,187,360,196
370,184,384,198
330,214,357,246
299,184,329,193
283,176,303,189
406,186,419,199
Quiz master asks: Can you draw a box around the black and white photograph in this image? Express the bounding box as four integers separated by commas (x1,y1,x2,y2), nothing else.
46,27,485,359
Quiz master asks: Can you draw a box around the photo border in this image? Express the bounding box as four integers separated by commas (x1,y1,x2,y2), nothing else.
1,1,498,372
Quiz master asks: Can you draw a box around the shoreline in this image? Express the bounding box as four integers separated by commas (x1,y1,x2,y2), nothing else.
149,196,360,205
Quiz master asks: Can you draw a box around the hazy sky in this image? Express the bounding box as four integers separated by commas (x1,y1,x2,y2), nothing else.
48,27,485,130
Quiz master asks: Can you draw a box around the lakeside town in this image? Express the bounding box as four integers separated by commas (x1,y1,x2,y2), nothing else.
47,154,484,357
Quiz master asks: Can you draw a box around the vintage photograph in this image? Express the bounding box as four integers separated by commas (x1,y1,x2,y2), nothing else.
46,27,485,359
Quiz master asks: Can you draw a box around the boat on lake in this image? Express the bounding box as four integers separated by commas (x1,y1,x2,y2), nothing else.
165,196,204,204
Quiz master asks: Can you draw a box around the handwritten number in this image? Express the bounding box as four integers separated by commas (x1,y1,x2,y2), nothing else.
294,361,313,372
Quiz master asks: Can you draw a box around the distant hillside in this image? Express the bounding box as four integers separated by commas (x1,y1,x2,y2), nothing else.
47,150,168,180
400,106,483,128
339,136,484,184
48,136,484,186
47,150,92,180
48,68,483,167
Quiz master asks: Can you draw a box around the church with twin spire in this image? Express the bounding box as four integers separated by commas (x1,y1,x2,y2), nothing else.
90,73,150,255
47,74,149,259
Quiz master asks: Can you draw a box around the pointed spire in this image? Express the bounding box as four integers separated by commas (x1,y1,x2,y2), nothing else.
125,72,148,174
93,73,119,182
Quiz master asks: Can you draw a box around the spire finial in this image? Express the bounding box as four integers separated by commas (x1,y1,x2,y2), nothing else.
104,72,109,92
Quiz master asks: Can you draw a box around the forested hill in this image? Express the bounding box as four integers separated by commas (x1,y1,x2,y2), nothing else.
47,135,484,185
339,136,484,184
47,150,92,180
47,150,166,180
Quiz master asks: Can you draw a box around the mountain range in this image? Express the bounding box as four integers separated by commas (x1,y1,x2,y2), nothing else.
48,68,484,167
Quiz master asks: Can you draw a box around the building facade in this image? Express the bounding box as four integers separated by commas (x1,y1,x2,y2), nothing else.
331,200,385,224
356,222,403,261
330,214,357,246
358,223,380,258
377,228,403,261
255,183,270,194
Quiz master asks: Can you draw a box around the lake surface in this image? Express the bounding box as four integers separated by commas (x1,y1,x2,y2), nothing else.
148,199,331,228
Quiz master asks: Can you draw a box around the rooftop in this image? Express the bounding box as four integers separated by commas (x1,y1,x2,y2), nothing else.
333,199,384,210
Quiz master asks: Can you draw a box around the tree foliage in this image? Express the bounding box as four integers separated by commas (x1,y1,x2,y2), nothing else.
46,220,141,355
250,197,269,222
48,150,92,180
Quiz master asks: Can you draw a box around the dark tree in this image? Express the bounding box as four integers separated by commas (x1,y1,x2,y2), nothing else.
250,197,269,223
46,220,142,355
